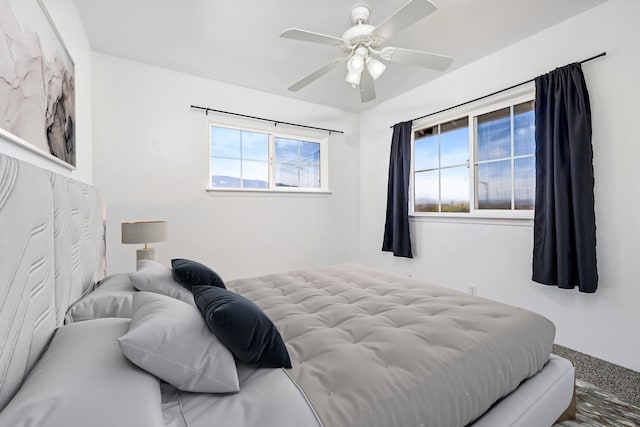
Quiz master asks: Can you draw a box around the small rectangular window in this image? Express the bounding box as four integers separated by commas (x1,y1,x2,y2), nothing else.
210,125,327,192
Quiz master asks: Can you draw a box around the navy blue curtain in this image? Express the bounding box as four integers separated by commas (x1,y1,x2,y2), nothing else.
533,63,598,293
382,121,413,258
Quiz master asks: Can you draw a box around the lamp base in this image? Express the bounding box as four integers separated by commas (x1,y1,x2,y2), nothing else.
136,247,155,261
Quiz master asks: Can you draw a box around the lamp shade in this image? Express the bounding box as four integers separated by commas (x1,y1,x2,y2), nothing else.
121,221,168,244
345,70,361,86
366,57,386,80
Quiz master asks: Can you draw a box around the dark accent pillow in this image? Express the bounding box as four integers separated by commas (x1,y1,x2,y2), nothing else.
172,258,226,289
192,285,292,369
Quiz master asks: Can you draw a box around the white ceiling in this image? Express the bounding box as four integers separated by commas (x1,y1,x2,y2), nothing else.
75,0,607,113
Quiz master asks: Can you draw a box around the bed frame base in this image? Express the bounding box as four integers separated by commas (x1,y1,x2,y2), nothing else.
555,371,577,423
471,354,575,427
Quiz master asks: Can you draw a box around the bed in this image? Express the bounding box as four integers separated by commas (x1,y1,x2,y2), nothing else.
0,151,575,427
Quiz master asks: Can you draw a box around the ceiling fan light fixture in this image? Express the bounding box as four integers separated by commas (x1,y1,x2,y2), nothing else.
280,1,453,103
347,54,364,72
345,70,361,87
366,57,386,80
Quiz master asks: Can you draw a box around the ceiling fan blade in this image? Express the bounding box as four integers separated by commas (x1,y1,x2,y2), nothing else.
288,58,345,92
380,47,453,71
374,0,437,41
280,28,344,46
359,70,376,103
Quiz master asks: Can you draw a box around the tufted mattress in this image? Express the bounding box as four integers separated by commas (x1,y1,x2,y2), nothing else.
222,263,556,427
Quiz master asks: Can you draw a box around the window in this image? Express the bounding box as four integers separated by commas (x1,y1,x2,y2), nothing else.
414,118,470,213
274,137,320,188
412,92,535,217
209,124,327,192
475,101,535,210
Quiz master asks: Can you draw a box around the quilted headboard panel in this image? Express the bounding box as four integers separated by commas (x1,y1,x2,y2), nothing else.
49,174,106,326
0,153,106,411
0,155,57,411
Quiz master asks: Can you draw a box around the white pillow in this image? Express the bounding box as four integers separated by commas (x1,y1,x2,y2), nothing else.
65,273,136,323
0,318,164,427
129,260,193,304
118,292,239,393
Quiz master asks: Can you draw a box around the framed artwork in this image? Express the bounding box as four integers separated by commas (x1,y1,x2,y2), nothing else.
0,0,76,167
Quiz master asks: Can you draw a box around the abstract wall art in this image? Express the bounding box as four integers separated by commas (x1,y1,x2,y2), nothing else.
0,0,76,167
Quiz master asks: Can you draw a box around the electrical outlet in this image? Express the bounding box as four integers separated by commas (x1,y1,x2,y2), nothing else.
407,269,414,278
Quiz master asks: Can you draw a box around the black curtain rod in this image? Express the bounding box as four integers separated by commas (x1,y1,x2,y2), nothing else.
391,51,606,128
190,105,344,135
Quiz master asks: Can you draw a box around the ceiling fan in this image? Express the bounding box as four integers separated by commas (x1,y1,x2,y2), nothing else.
280,0,453,103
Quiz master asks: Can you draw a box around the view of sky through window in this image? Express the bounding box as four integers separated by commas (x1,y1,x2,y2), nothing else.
475,101,535,210
413,98,535,215
414,118,469,212
210,126,321,190
210,126,269,188
275,138,320,188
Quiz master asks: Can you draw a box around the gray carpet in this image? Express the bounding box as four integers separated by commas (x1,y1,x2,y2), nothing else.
553,345,640,407
552,345,640,426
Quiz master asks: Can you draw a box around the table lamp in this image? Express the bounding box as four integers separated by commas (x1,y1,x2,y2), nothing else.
121,220,168,261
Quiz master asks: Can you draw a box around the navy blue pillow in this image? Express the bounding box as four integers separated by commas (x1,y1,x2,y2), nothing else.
192,285,291,369
172,259,226,289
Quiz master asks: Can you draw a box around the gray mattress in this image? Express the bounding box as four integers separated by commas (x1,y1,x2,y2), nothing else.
224,263,556,427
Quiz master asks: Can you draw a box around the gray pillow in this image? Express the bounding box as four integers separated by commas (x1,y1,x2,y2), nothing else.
0,318,164,427
65,273,136,323
118,292,239,393
129,260,193,304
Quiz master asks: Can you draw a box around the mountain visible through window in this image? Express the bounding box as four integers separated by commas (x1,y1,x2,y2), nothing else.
210,125,326,192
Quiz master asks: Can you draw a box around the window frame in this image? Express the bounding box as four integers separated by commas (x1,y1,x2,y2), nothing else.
207,122,330,194
410,86,536,220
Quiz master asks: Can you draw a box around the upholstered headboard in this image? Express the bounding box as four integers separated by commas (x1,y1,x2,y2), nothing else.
0,153,106,411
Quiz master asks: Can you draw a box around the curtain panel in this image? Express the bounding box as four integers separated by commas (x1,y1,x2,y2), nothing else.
382,121,413,258
533,63,598,293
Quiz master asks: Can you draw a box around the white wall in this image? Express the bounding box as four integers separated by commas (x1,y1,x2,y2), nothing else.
358,0,640,372
0,0,93,182
92,54,360,279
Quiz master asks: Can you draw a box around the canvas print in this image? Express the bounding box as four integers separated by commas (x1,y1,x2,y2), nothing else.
0,0,76,166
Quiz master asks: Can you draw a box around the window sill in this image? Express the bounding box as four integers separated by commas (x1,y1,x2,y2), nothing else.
410,212,533,227
205,188,332,197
